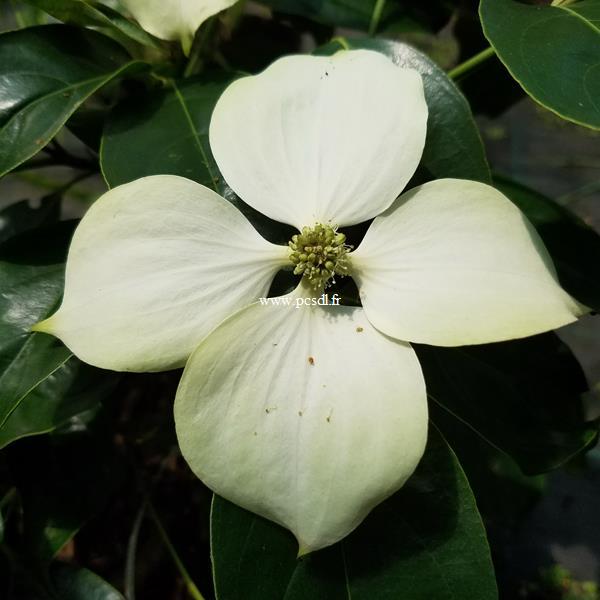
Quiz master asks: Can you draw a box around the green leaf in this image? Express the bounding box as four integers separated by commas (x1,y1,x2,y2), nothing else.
480,0,600,130
10,410,125,562
494,175,600,311
258,0,450,32
0,356,118,450
101,76,229,190
0,222,73,421
101,75,292,243
211,428,497,600
318,38,491,183
0,24,147,177
67,106,108,153
418,333,598,476
0,222,117,449
26,0,161,48
0,335,71,444
0,196,60,244
259,0,383,30
50,564,125,600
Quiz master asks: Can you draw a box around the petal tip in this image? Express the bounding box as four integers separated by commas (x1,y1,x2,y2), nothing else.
30,317,54,334
296,538,325,558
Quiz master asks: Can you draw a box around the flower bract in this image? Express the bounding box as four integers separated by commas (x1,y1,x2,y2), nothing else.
33,50,584,554
118,0,238,54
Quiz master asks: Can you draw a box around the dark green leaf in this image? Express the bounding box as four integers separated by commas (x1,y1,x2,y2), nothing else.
10,410,125,562
0,223,73,428
259,0,384,30
0,553,50,600
317,38,491,183
50,563,124,600
0,334,72,445
418,333,598,476
259,0,451,32
101,76,229,190
0,196,60,244
0,25,147,177
221,15,304,73
67,106,109,153
480,0,600,130
26,0,160,48
101,75,292,243
0,561,123,600
0,222,117,449
494,175,600,311
432,410,547,532
212,428,497,600
0,356,118,450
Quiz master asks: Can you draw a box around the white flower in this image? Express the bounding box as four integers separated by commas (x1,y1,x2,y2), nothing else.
117,0,238,54
33,50,584,555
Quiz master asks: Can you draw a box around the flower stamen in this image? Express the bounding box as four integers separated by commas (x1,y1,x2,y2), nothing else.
288,223,352,289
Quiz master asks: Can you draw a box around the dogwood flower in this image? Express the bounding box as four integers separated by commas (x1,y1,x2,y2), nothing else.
116,0,238,54
33,50,583,555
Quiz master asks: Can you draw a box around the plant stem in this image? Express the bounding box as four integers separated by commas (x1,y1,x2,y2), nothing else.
331,36,350,50
368,0,387,36
124,502,147,600
448,46,496,80
147,502,206,600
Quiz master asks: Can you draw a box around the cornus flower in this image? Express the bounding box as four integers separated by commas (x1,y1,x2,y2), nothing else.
115,0,238,53
34,50,583,555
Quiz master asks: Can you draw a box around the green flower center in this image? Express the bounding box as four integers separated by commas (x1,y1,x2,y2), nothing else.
288,223,351,290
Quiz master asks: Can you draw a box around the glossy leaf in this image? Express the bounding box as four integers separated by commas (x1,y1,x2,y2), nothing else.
318,38,491,183
0,223,73,420
480,0,600,130
418,333,598,476
211,428,497,600
494,175,600,311
0,222,117,449
0,356,118,450
50,563,125,600
101,75,291,243
0,25,146,177
25,0,160,48
101,76,229,189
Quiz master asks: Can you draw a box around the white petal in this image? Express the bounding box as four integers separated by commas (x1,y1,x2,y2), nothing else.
210,50,427,229
174,288,428,554
33,175,287,372
120,0,237,53
351,179,584,346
